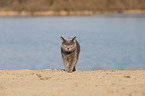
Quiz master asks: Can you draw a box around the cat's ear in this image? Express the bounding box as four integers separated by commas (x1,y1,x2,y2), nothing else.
72,36,76,43
61,36,65,43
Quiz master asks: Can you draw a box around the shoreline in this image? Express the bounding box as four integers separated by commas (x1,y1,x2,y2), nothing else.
0,69,145,96
0,10,145,16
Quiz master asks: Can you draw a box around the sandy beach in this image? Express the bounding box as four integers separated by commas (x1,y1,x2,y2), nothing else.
0,70,145,96
0,10,145,16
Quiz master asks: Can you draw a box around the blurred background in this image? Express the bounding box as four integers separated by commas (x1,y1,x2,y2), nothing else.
0,0,145,70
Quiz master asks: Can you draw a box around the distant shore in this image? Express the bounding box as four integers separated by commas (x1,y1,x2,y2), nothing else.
0,69,145,96
0,10,145,16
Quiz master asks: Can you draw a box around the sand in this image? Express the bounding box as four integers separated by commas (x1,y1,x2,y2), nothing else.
0,10,145,16
0,69,145,96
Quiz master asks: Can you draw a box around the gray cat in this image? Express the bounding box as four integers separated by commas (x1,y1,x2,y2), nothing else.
61,36,80,73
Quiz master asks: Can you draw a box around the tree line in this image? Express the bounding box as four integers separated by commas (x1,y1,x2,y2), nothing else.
0,0,145,12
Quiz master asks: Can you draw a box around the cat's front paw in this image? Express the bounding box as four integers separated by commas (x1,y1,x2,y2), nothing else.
65,69,73,73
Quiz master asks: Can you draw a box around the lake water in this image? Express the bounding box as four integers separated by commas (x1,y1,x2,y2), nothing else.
0,13,145,70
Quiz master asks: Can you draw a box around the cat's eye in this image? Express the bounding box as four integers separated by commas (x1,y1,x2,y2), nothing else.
64,45,67,47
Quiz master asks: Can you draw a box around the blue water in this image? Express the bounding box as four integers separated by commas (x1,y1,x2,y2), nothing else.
0,13,145,70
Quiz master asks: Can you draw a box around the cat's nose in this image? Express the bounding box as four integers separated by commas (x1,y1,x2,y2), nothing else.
67,48,69,50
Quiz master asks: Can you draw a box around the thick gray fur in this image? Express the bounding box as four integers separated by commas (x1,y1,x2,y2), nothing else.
61,36,80,73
